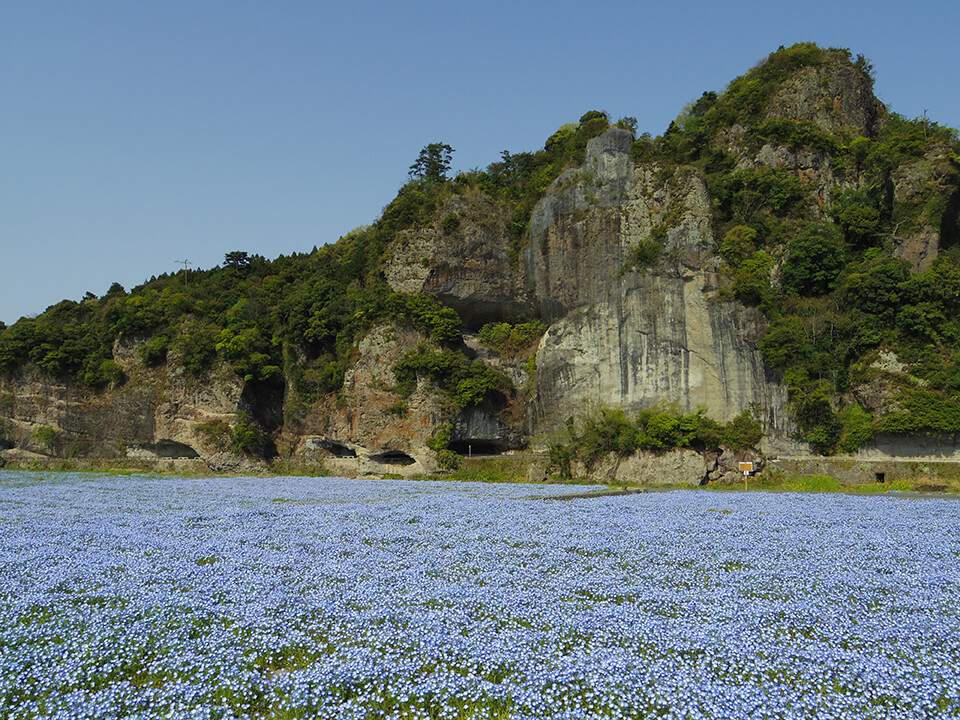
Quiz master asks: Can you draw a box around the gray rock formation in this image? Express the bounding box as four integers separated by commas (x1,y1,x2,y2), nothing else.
764,57,883,137
889,147,960,271
523,130,795,452
383,191,534,327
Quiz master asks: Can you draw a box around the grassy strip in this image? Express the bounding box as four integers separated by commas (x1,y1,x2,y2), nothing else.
4,454,960,495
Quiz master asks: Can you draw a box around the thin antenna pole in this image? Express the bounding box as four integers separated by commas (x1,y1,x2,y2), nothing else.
175,259,191,285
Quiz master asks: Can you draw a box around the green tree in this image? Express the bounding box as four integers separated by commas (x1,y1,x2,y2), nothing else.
792,382,841,453
760,317,814,370
830,190,880,245
224,251,251,269
780,221,846,296
616,116,638,134
732,252,775,306
721,411,763,450
720,225,758,267
409,143,454,182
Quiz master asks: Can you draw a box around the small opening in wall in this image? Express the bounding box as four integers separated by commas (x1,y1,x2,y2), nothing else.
875,472,885,484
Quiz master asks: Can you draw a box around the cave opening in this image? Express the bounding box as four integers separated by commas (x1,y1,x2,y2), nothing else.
154,440,200,459
325,442,357,458
448,440,506,457
370,451,416,466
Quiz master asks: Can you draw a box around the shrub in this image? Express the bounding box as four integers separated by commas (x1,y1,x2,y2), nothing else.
393,347,511,407
82,359,125,388
231,421,268,456
838,403,875,453
389,293,462,343
33,426,58,450
732,252,775,306
622,238,662,272
385,400,408,417
426,423,453,452
791,382,841,453
138,336,170,366
440,213,460,235
0,418,13,449
720,225,758,267
721,411,764,450
760,317,813,370
197,419,232,451
548,442,573,481
435,449,461,471
563,406,761,467
477,321,546,356
830,189,880,245
780,221,846,296
173,326,218,375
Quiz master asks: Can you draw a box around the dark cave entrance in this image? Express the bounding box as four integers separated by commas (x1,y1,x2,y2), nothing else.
448,440,507,457
370,451,416,466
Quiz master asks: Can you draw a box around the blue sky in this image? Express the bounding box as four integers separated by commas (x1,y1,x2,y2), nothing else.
2,0,957,325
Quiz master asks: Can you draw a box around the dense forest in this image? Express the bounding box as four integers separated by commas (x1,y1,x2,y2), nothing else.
2,43,959,457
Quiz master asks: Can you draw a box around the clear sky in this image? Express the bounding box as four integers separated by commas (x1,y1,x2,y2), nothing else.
2,0,957,325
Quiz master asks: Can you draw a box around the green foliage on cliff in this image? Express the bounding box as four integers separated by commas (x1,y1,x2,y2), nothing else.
621,237,663,272
551,406,762,471
392,345,512,408
459,111,613,258
477,321,546,357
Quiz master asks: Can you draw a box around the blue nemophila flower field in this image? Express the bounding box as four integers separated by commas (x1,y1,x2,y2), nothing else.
1,471,958,719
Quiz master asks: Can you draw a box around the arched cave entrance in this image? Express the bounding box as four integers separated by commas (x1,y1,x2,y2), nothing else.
153,440,200,459
369,451,417,466
323,441,357,458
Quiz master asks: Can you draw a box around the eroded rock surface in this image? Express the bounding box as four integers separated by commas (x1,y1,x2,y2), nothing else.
523,131,795,452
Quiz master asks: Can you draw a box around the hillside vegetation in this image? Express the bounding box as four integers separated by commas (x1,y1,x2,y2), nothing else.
2,43,959,457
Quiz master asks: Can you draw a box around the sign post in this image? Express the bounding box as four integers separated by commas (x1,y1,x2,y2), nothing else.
739,461,753,491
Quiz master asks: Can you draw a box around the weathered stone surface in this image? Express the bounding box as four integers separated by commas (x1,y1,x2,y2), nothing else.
739,142,841,213
527,274,790,435
451,406,524,452
572,447,712,486
857,432,960,460
0,337,248,464
613,448,710,486
889,148,960,271
527,464,547,483
764,58,883,137
299,324,444,460
523,129,797,454
383,190,534,327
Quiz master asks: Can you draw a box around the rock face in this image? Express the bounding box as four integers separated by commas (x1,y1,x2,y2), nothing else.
0,130,801,466
889,147,960,271
764,57,883,137
524,130,795,452
383,190,534,327
287,324,448,472
0,346,249,467
571,445,765,486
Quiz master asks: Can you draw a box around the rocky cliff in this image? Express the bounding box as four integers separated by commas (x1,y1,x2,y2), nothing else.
3,44,959,474
524,130,793,451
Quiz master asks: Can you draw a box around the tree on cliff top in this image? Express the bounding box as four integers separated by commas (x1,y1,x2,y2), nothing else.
409,143,454,183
